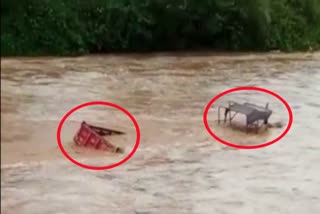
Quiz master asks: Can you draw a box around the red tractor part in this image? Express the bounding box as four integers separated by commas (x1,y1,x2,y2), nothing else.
73,121,125,153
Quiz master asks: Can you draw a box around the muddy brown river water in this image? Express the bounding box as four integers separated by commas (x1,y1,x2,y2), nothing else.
1,52,320,214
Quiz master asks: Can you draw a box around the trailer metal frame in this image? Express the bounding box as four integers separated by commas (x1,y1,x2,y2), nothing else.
217,101,272,133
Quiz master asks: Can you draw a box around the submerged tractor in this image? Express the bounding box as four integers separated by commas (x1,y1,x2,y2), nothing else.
73,121,125,153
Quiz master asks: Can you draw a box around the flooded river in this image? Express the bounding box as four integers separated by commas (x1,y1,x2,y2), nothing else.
1,52,320,214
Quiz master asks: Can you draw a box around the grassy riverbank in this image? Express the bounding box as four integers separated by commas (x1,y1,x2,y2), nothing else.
1,0,320,56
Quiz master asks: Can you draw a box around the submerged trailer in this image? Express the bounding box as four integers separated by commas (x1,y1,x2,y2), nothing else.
217,101,272,133
73,121,125,153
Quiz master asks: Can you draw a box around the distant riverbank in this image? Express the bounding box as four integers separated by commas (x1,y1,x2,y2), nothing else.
2,0,320,56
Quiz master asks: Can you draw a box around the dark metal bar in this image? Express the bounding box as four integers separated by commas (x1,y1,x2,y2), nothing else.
88,124,125,136
230,112,238,120
224,108,229,123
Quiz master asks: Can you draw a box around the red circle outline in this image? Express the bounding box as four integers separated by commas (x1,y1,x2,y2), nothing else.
56,101,141,170
203,87,293,149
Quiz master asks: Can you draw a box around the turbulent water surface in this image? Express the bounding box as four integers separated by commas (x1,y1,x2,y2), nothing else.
1,52,320,214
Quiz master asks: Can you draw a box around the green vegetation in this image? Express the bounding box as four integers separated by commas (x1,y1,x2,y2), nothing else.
1,0,320,56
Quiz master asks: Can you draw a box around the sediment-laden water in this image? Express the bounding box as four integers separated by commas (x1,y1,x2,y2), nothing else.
1,52,320,214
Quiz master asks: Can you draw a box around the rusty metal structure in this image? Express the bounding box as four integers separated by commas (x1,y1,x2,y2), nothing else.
217,101,272,133
73,121,125,153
